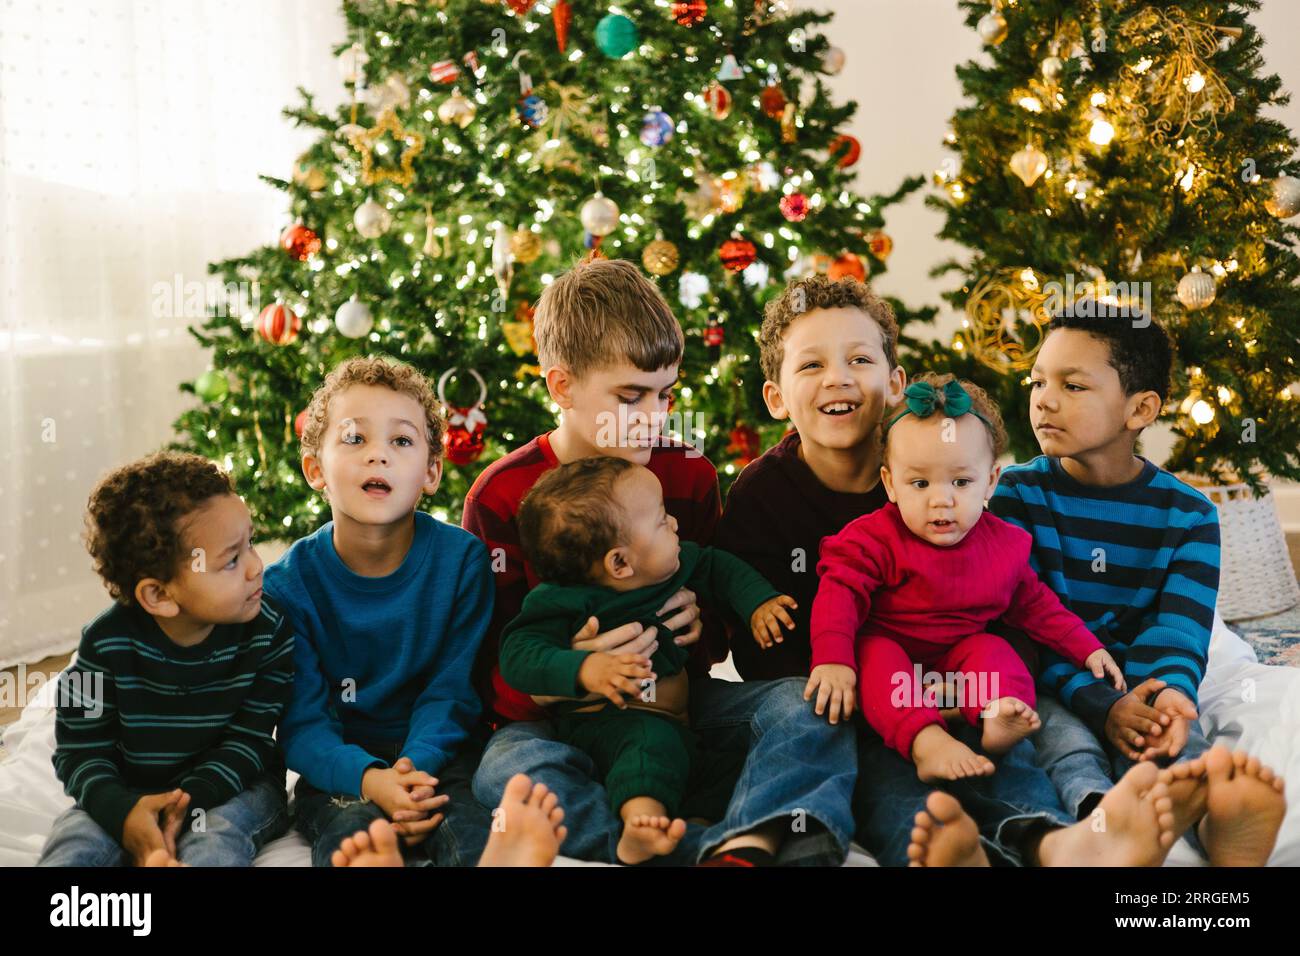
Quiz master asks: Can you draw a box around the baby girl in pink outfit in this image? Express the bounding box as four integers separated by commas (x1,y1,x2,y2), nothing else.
807,373,1123,783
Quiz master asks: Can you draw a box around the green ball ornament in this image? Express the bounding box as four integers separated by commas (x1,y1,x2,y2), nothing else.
595,13,639,58
195,369,229,403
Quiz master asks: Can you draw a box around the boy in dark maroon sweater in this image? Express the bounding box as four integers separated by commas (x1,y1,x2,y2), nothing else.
465,258,858,866
717,277,1101,867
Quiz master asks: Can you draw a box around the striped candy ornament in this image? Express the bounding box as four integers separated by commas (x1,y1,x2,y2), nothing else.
429,59,460,84
256,303,301,345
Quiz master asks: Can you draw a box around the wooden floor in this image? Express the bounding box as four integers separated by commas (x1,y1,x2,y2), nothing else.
5,534,1300,731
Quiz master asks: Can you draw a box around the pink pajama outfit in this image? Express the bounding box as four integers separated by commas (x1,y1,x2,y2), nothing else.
810,503,1102,760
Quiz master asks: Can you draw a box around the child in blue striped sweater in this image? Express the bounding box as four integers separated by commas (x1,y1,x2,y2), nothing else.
40,452,293,867
991,301,1286,865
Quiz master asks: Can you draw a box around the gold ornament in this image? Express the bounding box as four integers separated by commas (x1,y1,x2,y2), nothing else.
509,228,543,263
292,152,326,191
780,102,798,144
976,10,1008,46
421,206,443,258
1009,145,1048,186
1176,269,1216,310
354,108,424,187
963,269,1055,373
437,89,477,128
1264,175,1300,219
642,237,680,275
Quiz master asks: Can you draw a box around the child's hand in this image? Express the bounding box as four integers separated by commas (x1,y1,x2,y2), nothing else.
803,664,857,725
1103,677,1172,761
577,652,655,709
361,764,447,821
750,595,798,650
1136,688,1199,762
159,790,192,857
385,756,448,846
1085,648,1126,691
122,790,183,865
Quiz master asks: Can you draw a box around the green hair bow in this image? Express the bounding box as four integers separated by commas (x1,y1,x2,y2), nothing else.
883,379,990,435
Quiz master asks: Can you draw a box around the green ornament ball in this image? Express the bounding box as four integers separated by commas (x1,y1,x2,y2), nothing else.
595,13,639,59
195,369,229,403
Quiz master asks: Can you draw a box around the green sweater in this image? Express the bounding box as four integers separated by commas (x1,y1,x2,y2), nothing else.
499,542,779,711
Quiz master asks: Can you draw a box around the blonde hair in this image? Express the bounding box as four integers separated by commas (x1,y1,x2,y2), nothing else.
300,356,446,466
533,258,684,379
758,275,899,383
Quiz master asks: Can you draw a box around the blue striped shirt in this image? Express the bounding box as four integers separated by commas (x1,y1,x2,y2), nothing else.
990,456,1219,737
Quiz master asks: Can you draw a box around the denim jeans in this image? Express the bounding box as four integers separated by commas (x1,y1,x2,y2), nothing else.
472,676,858,865
1033,694,1210,856
853,720,1074,867
293,730,492,868
38,774,290,867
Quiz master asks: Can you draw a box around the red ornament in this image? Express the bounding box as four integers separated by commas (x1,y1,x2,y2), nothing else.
506,0,537,13
867,229,894,260
552,0,572,52
429,59,460,84
279,223,321,261
829,134,861,168
256,303,301,346
719,236,757,272
760,84,787,119
672,1,708,26
704,323,725,347
444,406,487,466
703,81,732,119
828,252,867,283
779,192,809,222
727,422,762,467
294,409,309,440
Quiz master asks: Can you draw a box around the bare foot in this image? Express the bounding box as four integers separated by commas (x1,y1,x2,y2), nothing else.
911,724,996,782
617,815,687,865
1037,762,1175,866
477,773,567,867
980,697,1041,754
142,849,183,867
1156,754,1209,839
331,817,404,868
1197,747,1286,867
907,791,990,867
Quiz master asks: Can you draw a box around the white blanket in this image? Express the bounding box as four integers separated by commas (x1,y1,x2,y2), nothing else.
2,612,1295,867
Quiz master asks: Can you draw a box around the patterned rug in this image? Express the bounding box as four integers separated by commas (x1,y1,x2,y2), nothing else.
1227,603,1300,668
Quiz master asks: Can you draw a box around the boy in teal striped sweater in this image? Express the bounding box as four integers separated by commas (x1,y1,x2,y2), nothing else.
991,302,1285,865
40,452,293,867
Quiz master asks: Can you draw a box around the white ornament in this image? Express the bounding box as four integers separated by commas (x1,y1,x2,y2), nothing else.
742,260,771,288
580,192,620,237
335,296,374,338
1177,270,1216,311
976,11,1008,46
1009,145,1048,186
678,271,710,308
337,44,369,83
492,223,514,296
353,198,392,239
821,46,846,75
1041,56,1063,80
364,75,411,113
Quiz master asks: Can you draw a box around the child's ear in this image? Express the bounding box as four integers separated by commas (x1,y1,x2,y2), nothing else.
423,457,444,497
880,465,897,503
135,579,180,619
545,365,575,410
604,547,635,581
886,363,907,407
985,461,1003,501
761,380,790,421
302,453,327,495
1126,390,1163,432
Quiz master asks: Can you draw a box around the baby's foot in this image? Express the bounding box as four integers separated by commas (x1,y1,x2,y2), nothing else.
907,792,990,867
478,773,567,867
331,818,404,868
1197,747,1286,867
142,849,183,867
1156,754,1209,839
911,724,996,782
980,697,1042,755
617,815,687,865
1037,762,1174,866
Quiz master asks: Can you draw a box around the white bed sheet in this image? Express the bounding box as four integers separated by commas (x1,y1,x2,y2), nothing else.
2,612,1294,867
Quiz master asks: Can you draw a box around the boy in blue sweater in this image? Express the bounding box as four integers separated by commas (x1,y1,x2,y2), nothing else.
991,301,1286,865
264,357,495,867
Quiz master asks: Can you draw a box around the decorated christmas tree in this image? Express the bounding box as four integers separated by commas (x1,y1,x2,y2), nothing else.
171,0,931,538
916,0,1300,491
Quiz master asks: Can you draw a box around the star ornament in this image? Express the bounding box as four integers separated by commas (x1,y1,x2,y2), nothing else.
352,108,425,187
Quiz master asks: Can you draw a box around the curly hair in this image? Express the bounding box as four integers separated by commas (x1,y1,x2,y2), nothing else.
880,372,1008,463
300,356,447,466
84,451,235,605
758,275,899,384
518,456,638,586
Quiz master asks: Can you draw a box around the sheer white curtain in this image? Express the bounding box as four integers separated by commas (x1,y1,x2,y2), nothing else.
0,0,346,668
